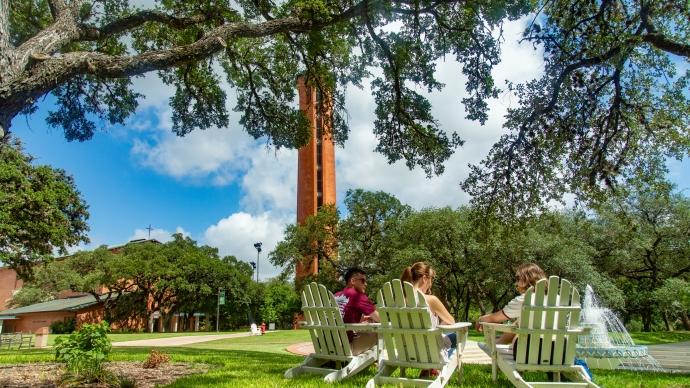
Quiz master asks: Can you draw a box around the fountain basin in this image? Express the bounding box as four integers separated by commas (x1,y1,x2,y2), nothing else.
577,345,651,369
577,344,649,359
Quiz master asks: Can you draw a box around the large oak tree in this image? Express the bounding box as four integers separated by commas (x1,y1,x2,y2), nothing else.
0,0,687,212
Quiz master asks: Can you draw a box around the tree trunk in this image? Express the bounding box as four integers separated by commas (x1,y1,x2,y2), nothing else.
463,288,471,321
680,311,690,331
642,310,653,332
662,311,674,332
148,312,155,333
0,0,9,139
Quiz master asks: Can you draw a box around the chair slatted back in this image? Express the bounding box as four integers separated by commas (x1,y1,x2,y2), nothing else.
377,280,443,366
301,282,353,357
515,276,581,366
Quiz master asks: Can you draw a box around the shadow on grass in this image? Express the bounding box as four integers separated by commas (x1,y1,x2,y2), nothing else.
3,346,690,387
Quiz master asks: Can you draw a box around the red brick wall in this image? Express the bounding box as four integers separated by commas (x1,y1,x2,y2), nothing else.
75,304,105,327
3,311,75,334
0,267,23,311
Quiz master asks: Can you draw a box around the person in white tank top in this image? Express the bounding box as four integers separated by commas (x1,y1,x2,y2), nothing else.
400,262,457,365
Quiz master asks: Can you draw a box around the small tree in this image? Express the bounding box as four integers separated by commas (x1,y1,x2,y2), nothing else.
260,281,301,328
654,278,690,331
54,321,114,384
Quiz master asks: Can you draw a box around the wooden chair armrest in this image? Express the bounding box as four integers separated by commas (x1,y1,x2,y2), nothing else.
511,327,589,335
437,322,472,331
344,323,380,331
480,322,516,334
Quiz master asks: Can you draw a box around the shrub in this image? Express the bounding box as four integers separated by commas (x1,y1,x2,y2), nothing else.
50,318,76,334
143,349,171,369
118,375,137,388
54,321,113,384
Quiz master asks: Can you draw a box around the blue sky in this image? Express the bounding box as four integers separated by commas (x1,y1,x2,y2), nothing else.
10,18,689,280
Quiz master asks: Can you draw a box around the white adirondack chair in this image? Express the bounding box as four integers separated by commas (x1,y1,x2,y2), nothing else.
367,279,471,388
481,276,600,388
284,282,378,383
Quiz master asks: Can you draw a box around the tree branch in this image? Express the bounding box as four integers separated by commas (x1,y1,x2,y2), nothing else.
1,0,384,135
0,0,10,50
9,4,82,82
640,3,690,58
47,0,67,20
78,11,214,41
642,33,690,58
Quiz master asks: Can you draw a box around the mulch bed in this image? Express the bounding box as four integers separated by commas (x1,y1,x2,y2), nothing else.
0,361,208,387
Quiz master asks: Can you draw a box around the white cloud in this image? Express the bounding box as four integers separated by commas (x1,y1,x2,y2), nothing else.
130,73,175,111
238,147,298,214
203,212,291,280
130,0,157,9
128,226,190,243
131,124,253,185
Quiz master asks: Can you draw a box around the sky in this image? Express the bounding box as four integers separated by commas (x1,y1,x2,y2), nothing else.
11,16,689,280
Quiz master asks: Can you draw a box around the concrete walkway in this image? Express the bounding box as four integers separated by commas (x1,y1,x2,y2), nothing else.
286,340,492,364
647,341,690,372
112,332,254,347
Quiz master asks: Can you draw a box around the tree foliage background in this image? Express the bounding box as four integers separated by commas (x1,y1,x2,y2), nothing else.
272,186,690,332
11,236,301,332
0,0,687,213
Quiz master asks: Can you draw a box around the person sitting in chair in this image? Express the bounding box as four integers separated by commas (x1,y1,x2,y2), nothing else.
476,262,547,347
401,262,457,377
334,267,380,355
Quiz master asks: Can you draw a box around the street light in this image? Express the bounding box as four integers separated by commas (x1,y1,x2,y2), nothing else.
253,242,262,282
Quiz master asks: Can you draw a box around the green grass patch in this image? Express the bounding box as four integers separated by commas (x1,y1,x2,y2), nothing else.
47,330,242,346
629,331,690,345
2,330,690,387
189,330,309,354
467,328,485,342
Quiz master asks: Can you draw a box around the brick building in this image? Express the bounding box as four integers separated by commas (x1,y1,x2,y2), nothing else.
0,239,203,334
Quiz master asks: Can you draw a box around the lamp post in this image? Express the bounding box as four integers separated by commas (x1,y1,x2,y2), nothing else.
253,242,262,282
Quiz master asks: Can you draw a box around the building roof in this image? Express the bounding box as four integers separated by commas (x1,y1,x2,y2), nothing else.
0,294,106,316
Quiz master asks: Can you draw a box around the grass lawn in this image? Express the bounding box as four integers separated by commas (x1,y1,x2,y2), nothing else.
629,331,690,345
46,330,243,346
1,330,689,387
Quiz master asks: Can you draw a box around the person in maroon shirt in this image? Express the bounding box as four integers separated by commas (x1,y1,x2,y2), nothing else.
334,268,380,355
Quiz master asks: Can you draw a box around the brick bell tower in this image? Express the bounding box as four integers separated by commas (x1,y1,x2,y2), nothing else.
295,75,336,281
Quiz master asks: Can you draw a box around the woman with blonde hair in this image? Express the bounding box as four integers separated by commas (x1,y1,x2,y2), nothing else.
476,262,547,345
400,261,457,375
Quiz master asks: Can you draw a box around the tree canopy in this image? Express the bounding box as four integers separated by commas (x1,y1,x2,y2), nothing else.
271,188,688,330
463,0,689,214
2,0,686,210
0,139,89,276
12,236,260,331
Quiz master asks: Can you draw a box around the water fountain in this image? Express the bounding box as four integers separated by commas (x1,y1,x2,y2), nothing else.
577,285,663,371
